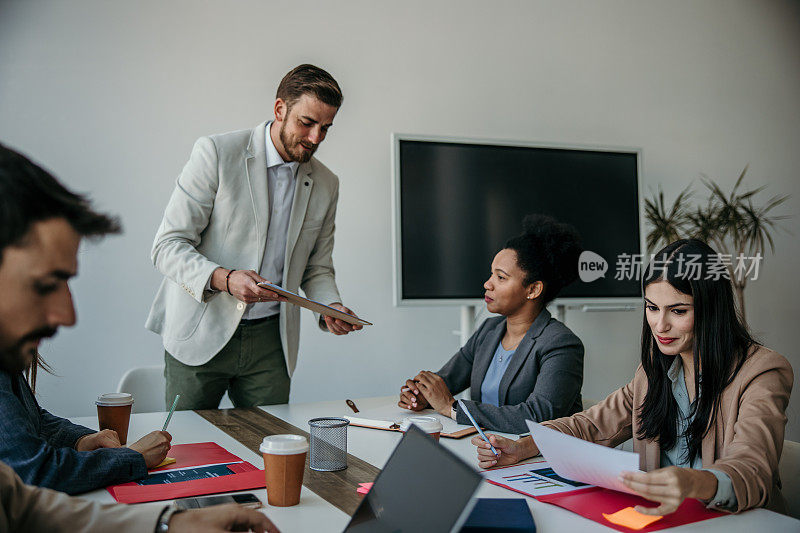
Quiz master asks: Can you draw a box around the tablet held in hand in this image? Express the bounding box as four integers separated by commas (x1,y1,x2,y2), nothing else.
257,282,372,326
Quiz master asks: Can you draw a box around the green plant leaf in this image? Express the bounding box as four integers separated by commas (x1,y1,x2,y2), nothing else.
644,185,692,250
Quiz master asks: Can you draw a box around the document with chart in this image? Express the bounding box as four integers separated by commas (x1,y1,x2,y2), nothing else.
525,420,641,495
482,457,593,497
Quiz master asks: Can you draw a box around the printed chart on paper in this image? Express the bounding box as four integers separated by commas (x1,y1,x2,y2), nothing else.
482,458,593,497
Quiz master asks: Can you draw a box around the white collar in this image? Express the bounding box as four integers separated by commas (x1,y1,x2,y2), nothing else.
265,121,300,174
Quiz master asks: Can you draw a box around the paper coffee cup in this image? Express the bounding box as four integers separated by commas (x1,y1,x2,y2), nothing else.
95,393,134,445
260,435,309,507
400,416,443,441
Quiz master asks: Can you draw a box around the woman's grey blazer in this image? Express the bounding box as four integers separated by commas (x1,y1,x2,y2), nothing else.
438,309,584,434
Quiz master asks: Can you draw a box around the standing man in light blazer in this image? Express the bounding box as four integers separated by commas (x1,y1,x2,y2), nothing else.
147,64,361,410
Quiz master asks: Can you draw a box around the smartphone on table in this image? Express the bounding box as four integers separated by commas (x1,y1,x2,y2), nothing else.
173,493,262,510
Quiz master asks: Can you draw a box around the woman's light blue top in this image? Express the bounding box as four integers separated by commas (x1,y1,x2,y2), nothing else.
480,341,517,407
661,357,737,510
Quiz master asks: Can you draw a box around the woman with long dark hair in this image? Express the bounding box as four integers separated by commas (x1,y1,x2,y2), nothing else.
473,239,793,514
397,214,585,434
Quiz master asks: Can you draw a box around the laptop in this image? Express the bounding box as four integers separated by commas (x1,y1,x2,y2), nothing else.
344,424,482,532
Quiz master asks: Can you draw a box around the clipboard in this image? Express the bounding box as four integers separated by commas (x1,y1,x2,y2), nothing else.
257,282,372,326
343,405,477,439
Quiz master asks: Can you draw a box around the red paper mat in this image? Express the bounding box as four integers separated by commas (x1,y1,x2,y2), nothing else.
536,487,724,532
107,442,265,504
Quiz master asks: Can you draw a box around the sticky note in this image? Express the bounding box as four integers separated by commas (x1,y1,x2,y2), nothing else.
602,507,663,530
155,457,176,468
356,482,374,495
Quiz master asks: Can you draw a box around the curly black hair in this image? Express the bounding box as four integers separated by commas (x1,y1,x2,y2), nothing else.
504,214,583,304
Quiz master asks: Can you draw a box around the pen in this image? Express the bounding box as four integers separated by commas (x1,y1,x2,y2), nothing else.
162,394,180,432
458,399,499,456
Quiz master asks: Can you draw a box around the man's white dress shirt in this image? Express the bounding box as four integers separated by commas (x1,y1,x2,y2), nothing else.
243,121,298,319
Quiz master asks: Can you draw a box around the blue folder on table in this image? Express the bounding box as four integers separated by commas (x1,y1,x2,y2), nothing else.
461,498,536,532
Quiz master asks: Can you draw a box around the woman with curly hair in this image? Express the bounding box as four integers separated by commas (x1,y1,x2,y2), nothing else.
398,214,585,434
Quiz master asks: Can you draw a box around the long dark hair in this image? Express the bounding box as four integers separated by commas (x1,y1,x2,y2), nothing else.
637,239,756,463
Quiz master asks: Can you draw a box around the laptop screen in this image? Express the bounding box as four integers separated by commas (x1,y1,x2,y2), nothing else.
345,425,482,532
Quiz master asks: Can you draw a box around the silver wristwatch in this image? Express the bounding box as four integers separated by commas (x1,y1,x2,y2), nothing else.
155,505,183,533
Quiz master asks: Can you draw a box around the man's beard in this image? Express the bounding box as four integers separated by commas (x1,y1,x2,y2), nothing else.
0,327,56,373
279,122,317,163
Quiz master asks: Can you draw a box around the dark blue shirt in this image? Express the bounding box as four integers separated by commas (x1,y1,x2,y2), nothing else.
0,370,147,494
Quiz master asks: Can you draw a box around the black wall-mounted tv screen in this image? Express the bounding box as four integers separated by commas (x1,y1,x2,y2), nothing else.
397,139,642,301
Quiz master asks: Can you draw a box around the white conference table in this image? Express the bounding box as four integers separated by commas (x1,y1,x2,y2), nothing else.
74,396,800,532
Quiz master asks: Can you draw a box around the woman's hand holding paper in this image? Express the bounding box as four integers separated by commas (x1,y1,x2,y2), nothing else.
619,466,718,515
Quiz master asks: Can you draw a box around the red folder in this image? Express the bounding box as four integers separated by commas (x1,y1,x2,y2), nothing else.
536,487,724,532
107,442,266,504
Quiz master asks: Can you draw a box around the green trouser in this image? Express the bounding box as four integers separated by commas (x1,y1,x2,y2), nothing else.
164,316,290,410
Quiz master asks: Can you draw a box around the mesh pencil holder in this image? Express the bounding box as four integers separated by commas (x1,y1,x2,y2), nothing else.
308,417,350,472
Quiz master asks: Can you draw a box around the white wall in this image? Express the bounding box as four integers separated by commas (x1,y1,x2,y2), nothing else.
1,0,798,439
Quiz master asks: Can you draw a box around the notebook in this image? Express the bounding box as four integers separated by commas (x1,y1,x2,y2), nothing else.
460,498,536,532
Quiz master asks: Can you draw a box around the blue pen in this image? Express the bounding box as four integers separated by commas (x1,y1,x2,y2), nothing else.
458,399,499,456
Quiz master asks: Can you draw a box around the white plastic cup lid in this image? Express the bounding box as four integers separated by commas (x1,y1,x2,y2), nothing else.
95,393,134,406
400,416,443,434
260,434,309,455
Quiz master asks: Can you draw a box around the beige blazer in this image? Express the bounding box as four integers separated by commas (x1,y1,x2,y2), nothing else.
0,461,162,533
145,121,341,373
543,346,793,513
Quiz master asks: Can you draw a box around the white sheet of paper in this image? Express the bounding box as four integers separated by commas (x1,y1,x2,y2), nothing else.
525,420,641,495
482,457,595,497
344,404,472,435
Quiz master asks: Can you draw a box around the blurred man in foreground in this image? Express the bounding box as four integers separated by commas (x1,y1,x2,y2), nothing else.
0,144,277,532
